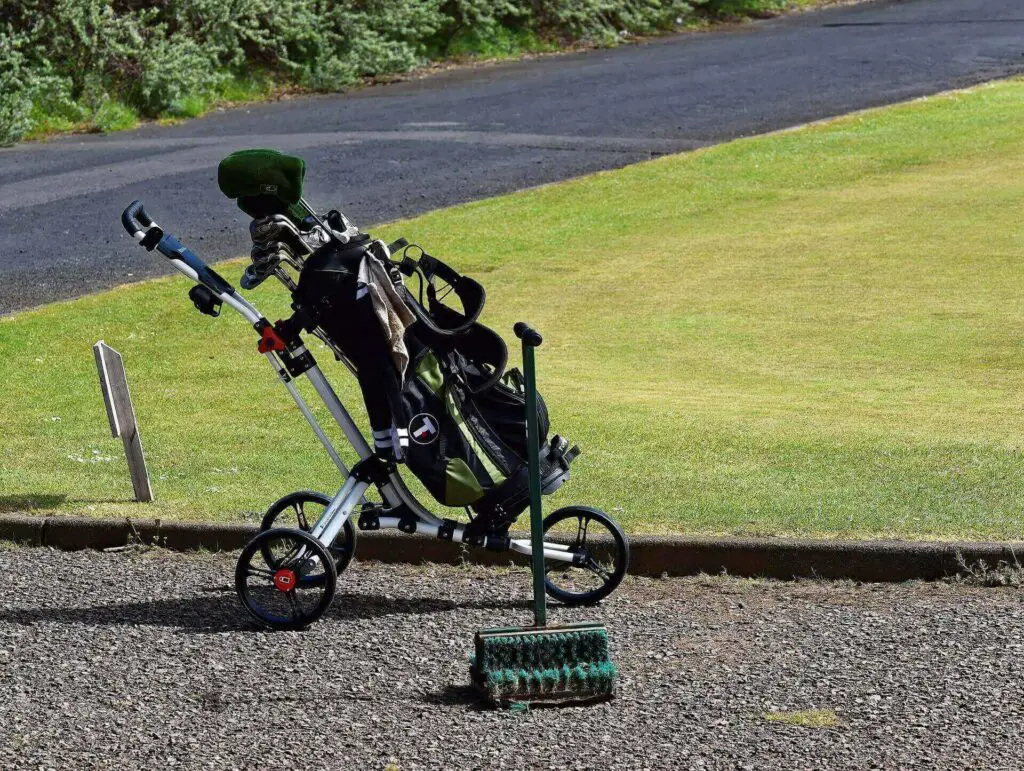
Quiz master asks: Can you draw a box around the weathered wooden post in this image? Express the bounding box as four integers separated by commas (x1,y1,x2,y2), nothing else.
93,340,154,503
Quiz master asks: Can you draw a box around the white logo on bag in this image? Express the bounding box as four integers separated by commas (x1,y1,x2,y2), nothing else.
409,413,439,445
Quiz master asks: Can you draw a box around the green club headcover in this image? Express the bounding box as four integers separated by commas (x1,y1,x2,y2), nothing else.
217,149,307,220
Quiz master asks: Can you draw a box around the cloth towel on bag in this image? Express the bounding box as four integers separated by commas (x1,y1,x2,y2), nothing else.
356,254,416,380
292,240,414,463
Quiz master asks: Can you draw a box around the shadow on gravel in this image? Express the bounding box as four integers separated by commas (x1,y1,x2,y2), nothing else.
0,590,525,633
419,684,491,711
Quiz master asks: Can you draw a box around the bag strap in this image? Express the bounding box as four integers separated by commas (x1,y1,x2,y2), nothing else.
395,245,485,336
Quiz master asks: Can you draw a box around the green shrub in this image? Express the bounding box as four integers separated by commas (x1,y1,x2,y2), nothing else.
696,0,791,17
91,100,138,132
0,41,41,145
444,25,552,59
0,31,79,144
213,72,274,103
166,94,209,119
533,0,694,40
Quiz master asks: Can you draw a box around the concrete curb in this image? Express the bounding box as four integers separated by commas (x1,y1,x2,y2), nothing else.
1,515,1021,582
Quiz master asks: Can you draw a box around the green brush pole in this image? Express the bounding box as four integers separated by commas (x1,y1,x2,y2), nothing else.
515,322,546,628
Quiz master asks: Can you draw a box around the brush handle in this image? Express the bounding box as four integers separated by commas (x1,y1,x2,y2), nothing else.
518,322,547,628
514,322,543,347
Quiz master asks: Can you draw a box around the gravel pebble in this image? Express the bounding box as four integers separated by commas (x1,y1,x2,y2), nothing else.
0,547,1022,769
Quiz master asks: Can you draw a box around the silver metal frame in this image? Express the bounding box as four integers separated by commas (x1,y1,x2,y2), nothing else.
155,246,574,564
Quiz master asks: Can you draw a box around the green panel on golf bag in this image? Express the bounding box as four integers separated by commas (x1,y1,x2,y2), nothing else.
403,349,550,514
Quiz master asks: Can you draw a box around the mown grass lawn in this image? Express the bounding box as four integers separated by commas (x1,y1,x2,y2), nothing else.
3,79,1024,539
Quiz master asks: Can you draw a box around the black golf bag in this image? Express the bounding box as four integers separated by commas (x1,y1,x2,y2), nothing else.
292,233,579,536
217,149,579,536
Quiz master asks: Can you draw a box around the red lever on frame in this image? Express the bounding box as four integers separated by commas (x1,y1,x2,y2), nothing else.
257,324,287,354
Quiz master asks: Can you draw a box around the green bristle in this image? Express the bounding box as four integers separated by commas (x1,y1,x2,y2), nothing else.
480,661,618,703
472,626,616,707
541,668,559,693
479,630,611,672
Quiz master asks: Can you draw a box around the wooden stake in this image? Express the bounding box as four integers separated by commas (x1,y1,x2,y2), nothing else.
94,341,154,503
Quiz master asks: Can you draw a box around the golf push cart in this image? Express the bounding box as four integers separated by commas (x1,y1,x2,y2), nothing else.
120,149,629,630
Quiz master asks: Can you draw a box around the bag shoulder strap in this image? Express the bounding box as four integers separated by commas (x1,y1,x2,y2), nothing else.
395,245,485,336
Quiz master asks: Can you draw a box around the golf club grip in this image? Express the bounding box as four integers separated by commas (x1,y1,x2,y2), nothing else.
513,322,543,347
121,200,152,236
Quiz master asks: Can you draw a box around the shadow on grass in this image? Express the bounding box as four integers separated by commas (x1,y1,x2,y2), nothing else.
0,493,67,513
0,588,527,634
0,494,137,513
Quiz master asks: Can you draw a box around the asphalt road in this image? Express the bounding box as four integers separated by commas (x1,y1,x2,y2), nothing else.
1,0,1022,314
1,549,1021,769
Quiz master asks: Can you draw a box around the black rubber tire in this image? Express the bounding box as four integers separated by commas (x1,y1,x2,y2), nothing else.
236,527,338,631
541,505,629,606
260,490,356,580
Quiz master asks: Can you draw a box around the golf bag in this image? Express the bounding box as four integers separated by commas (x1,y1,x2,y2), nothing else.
216,149,579,536
294,235,579,535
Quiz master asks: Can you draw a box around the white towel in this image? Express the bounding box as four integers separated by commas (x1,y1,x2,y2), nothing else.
357,255,416,379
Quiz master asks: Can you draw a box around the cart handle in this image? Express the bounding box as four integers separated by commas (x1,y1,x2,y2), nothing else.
121,200,262,326
121,200,161,246
513,322,543,347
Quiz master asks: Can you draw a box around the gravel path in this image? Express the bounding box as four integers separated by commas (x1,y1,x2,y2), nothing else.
0,547,1021,769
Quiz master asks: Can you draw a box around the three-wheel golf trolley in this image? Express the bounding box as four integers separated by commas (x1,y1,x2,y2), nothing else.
121,198,629,631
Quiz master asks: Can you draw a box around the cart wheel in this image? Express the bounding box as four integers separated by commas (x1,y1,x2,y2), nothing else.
261,490,356,579
235,528,337,630
542,506,629,606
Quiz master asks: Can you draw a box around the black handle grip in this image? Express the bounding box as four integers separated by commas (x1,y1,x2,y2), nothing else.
121,200,152,236
513,322,543,347
122,200,164,250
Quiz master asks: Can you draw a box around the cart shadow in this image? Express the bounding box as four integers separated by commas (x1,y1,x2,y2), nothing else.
0,588,528,634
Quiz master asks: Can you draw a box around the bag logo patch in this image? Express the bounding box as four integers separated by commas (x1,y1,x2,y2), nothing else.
260,184,278,194
409,413,439,445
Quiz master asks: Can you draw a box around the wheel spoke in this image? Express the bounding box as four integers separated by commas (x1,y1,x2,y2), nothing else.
293,501,309,531
585,557,612,582
285,590,302,620
277,541,303,567
246,566,276,580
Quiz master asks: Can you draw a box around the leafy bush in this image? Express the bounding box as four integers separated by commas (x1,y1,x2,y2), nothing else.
0,0,800,144
0,30,79,144
697,0,797,18
91,100,138,132
532,0,694,40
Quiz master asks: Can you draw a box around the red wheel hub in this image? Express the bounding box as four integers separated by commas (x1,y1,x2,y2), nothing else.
273,568,297,592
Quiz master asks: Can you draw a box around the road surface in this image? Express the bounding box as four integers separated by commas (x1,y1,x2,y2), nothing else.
0,0,1022,313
